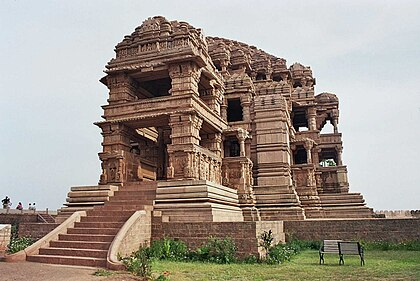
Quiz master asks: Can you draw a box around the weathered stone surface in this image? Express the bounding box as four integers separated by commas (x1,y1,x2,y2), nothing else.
90,16,372,220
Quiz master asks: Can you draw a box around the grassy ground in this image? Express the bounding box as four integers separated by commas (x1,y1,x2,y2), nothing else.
151,250,420,281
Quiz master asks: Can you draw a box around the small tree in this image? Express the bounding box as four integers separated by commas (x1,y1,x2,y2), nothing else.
259,230,274,260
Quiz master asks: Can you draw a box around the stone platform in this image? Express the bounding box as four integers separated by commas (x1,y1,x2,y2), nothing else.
154,180,244,222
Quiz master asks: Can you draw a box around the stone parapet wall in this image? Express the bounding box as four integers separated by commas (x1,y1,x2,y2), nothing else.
0,213,39,224
374,210,420,218
18,223,59,240
283,218,420,242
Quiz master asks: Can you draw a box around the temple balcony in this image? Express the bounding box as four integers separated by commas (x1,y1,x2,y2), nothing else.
319,133,342,145
99,93,227,133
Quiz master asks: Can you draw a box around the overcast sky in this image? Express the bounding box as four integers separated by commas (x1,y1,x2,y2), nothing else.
1,0,419,211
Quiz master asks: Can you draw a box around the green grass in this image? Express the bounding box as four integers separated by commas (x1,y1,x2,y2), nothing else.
151,250,420,281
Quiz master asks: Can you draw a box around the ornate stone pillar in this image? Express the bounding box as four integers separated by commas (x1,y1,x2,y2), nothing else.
220,99,227,121
303,140,313,164
307,107,317,131
97,122,134,185
237,129,249,157
105,73,138,104
207,132,222,157
240,95,252,122
332,117,339,134
168,62,201,96
169,113,203,146
337,146,343,166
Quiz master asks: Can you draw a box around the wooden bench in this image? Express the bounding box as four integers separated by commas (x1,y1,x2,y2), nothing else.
319,240,364,266
338,241,364,266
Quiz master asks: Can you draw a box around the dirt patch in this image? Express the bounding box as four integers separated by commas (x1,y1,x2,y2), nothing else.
0,261,143,281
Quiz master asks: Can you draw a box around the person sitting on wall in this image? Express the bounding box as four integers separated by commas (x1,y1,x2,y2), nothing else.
16,202,23,210
29,203,36,211
2,196,10,209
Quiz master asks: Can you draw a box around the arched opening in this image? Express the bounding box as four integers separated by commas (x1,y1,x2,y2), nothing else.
273,75,283,82
320,120,334,134
293,81,302,88
256,72,266,81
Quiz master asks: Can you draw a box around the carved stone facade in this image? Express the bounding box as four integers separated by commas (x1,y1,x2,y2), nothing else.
95,16,372,221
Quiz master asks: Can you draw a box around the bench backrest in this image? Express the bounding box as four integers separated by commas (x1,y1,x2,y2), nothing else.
321,240,342,253
338,241,361,255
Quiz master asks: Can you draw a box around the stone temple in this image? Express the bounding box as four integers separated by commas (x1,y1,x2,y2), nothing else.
7,16,380,268
88,15,372,222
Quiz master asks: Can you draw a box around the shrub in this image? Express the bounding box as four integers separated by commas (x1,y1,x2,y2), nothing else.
259,230,274,259
195,237,237,264
241,254,259,264
288,239,321,251
267,242,300,264
363,240,420,251
121,247,151,278
7,236,35,254
148,238,188,260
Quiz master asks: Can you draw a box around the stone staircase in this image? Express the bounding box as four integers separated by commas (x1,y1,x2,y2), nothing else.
27,181,157,267
254,185,306,220
37,213,56,223
319,192,373,218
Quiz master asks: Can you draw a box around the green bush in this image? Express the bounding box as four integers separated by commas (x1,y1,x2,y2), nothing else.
121,247,151,278
267,243,299,264
148,238,188,260
7,236,35,254
194,237,237,264
241,254,259,264
363,240,420,251
288,239,321,251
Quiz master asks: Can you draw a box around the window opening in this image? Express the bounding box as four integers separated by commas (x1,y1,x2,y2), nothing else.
273,75,283,82
256,73,266,81
292,107,308,131
227,99,243,122
229,141,240,157
319,148,338,166
293,81,302,88
137,77,172,98
293,145,307,164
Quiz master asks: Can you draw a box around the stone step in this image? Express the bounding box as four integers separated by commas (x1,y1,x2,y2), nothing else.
58,233,114,242
110,194,156,201
86,210,135,217
49,240,111,250
67,227,120,235
93,205,150,211
321,202,366,207
114,190,156,196
104,200,153,206
27,254,107,268
80,215,129,223
74,222,124,229
39,247,108,259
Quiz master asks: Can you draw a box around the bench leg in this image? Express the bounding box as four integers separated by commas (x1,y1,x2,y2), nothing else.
319,253,324,265
360,254,365,266
339,254,344,265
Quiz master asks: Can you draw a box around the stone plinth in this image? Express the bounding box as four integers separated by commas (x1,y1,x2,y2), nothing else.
56,185,118,223
154,180,244,222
